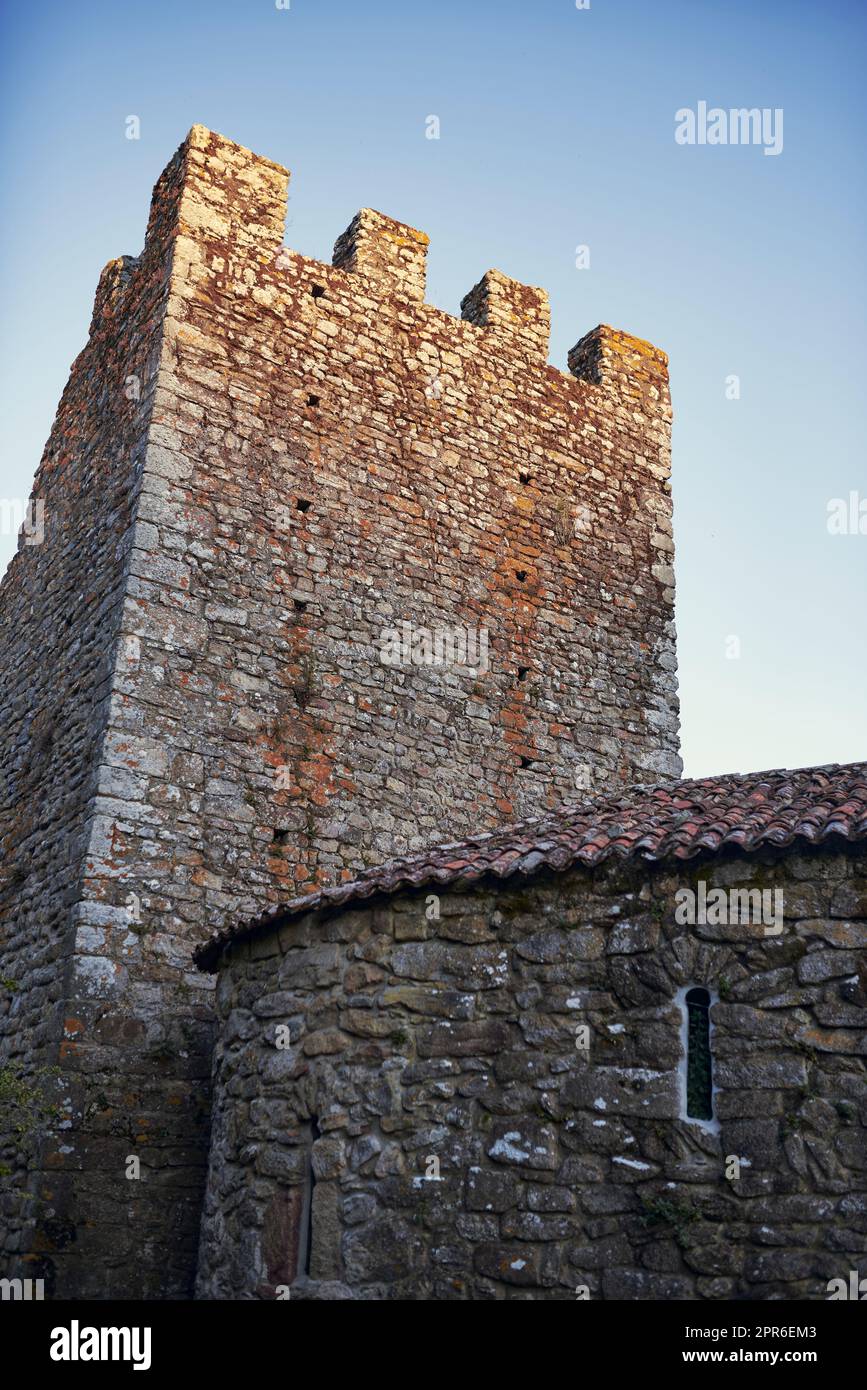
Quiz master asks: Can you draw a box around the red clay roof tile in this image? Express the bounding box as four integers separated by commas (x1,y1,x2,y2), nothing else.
194,761,867,970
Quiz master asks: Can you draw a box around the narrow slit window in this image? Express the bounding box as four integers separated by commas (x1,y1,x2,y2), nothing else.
303,1117,321,1277
685,986,713,1121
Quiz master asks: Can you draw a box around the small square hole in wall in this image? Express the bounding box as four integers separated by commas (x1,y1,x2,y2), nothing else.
518,755,534,769
311,284,326,299
296,497,312,513
519,471,532,485
517,666,530,682
293,598,308,613
273,828,290,845
515,569,528,583
307,394,321,408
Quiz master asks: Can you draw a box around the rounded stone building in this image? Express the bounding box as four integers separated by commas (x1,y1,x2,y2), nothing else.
194,764,867,1300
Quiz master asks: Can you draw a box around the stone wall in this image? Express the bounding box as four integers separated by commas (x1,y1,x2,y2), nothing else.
0,124,680,1297
0,181,178,1281
118,124,680,910
196,844,867,1300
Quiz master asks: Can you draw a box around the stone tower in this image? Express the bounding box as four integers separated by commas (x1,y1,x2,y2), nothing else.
0,127,680,1298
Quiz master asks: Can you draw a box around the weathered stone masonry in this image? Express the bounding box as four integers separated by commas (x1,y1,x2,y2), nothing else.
0,126,680,1296
0,197,181,1287
195,783,867,1302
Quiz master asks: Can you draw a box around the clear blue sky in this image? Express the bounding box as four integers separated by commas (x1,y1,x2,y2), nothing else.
1,0,865,780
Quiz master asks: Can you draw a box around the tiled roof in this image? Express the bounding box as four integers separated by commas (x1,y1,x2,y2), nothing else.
194,761,867,970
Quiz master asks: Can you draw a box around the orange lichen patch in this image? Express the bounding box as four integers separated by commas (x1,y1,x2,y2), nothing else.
500,709,529,733
267,855,293,882
191,867,223,889
796,1027,861,1054
607,326,668,366
299,752,337,808
383,223,429,249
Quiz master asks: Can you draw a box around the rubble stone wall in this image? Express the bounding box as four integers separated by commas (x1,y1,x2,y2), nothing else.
197,844,867,1300
0,186,177,1283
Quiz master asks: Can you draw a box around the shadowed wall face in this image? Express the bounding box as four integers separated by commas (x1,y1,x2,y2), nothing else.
0,126,679,1297
197,846,867,1302
0,232,175,1290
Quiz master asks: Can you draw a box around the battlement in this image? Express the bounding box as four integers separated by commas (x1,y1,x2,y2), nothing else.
332,207,429,303
92,127,668,404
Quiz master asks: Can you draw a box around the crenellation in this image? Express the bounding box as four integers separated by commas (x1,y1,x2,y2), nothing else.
568,323,671,402
331,208,429,303
460,267,551,363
